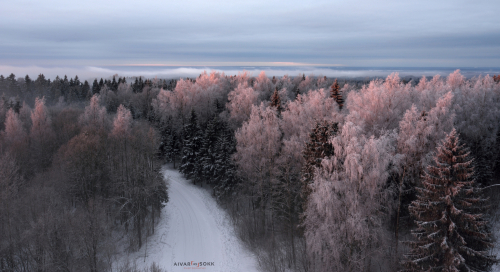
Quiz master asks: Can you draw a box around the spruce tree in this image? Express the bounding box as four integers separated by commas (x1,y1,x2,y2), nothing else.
493,75,500,83
403,129,497,272
111,76,118,91
92,79,100,95
82,80,90,100
330,79,343,110
179,110,202,183
270,87,282,112
199,116,219,184
213,127,237,200
300,121,337,212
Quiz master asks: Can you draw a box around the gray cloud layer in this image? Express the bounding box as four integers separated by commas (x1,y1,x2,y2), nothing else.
1,0,499,69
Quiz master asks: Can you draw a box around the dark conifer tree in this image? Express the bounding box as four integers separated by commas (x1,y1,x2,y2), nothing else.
133,78,139,93
179,110,202,183
7,73,20,95
200,116,220,184
82,80,90,100
270,87,282,113
62,75,69,97
74,75,80,86
24,75,32,93
157,116,181,167
138,77,144,92
330,79,343,110
92,79,100,95
0,75,5,93
300,121,337,212
403,129,497,271
99,78,104,90
111,76,118,91
213,127,237,200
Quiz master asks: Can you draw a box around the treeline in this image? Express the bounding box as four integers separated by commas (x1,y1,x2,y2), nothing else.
0,73,176,114
0,79,168,270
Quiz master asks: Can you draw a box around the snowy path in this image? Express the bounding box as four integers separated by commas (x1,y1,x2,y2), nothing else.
118,165,260,272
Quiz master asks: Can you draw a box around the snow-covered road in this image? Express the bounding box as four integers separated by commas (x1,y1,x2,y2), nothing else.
119,165,259,272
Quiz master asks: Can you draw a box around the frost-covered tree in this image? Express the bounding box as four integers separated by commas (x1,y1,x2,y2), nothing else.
403,129,497,272
3,108,27,150
234,102,283,222
253,71,275,101
347,73,412,136
30,97,55,171
297,75,315,95
225,82,259,129
152,71,230,132
281,88,340,143
304,122,396,272
111,104,132,138
79,94,108,133
452,74,500,186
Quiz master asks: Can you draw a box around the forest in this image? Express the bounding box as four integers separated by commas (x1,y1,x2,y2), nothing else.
0,70,500,271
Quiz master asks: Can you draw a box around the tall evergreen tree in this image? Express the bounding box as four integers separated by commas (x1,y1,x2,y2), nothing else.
403,129,497,272
24,75,32,93
270,87,282,112
82,80,90,100
179,110,202,183
330,79,343,110
0,75,5,92
92,79,100,95
111,76,118,91
300,121,337,212
133,78,140,93
213,127,237,200
199,116,220,184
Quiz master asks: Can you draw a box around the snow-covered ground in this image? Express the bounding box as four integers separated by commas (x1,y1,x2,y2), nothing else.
116,165,260,272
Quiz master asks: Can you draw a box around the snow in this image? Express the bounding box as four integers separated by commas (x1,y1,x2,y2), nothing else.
116,165,260,272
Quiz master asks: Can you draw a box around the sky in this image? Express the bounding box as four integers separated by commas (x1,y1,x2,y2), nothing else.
1,0,499,79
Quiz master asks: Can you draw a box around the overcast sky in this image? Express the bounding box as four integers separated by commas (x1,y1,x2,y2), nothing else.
1,0,499,78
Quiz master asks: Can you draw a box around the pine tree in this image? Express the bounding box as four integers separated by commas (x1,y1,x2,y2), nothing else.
179,110,202,183
330,79,343,110
403,129,497,272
